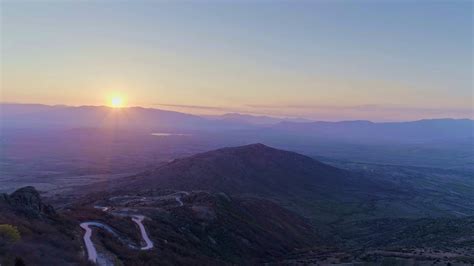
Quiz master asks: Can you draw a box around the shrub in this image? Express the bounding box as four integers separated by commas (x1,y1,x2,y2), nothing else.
0,224,21,243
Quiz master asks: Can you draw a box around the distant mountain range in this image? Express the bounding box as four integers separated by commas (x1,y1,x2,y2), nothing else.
0,103,211,131
271,118,474,142
1,103,472,172
1,103,472,142
205,112,312,125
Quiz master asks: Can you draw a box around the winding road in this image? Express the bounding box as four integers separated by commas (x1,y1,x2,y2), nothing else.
80,222,120,264
81,192,188,264
81,215,154,264
80,222,100,263
174,191,189,206
131,215,153,250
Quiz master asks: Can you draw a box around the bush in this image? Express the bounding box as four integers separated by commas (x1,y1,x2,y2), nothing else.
0,224,21,243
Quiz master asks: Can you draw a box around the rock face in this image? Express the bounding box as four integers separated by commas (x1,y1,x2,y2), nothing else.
1,186,55,217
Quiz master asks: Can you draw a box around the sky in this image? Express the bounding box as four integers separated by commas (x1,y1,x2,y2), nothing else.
0,0,472,121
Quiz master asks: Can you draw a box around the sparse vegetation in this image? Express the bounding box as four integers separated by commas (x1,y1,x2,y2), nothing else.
0,224,21,244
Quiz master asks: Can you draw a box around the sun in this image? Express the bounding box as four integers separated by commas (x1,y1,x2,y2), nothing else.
110,96,124,108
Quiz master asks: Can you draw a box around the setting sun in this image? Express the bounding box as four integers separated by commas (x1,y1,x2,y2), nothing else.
110,96,124,108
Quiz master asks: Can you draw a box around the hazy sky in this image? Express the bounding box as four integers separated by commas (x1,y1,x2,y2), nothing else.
1,0,472,121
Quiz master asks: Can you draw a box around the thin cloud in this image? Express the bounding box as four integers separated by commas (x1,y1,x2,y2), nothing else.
245,103,472,115
153,103,230,111
245,104,379,110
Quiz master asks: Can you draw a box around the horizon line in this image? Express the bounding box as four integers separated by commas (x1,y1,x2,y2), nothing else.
1,101,472,124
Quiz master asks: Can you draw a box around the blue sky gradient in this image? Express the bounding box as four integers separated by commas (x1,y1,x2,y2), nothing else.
1,1,472,121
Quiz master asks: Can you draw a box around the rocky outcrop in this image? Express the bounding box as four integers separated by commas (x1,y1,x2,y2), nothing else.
1,186,55,217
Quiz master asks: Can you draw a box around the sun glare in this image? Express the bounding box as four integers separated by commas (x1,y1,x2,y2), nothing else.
110,96,124,108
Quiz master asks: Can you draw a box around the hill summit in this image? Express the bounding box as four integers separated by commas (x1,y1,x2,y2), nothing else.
121,143,373,198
